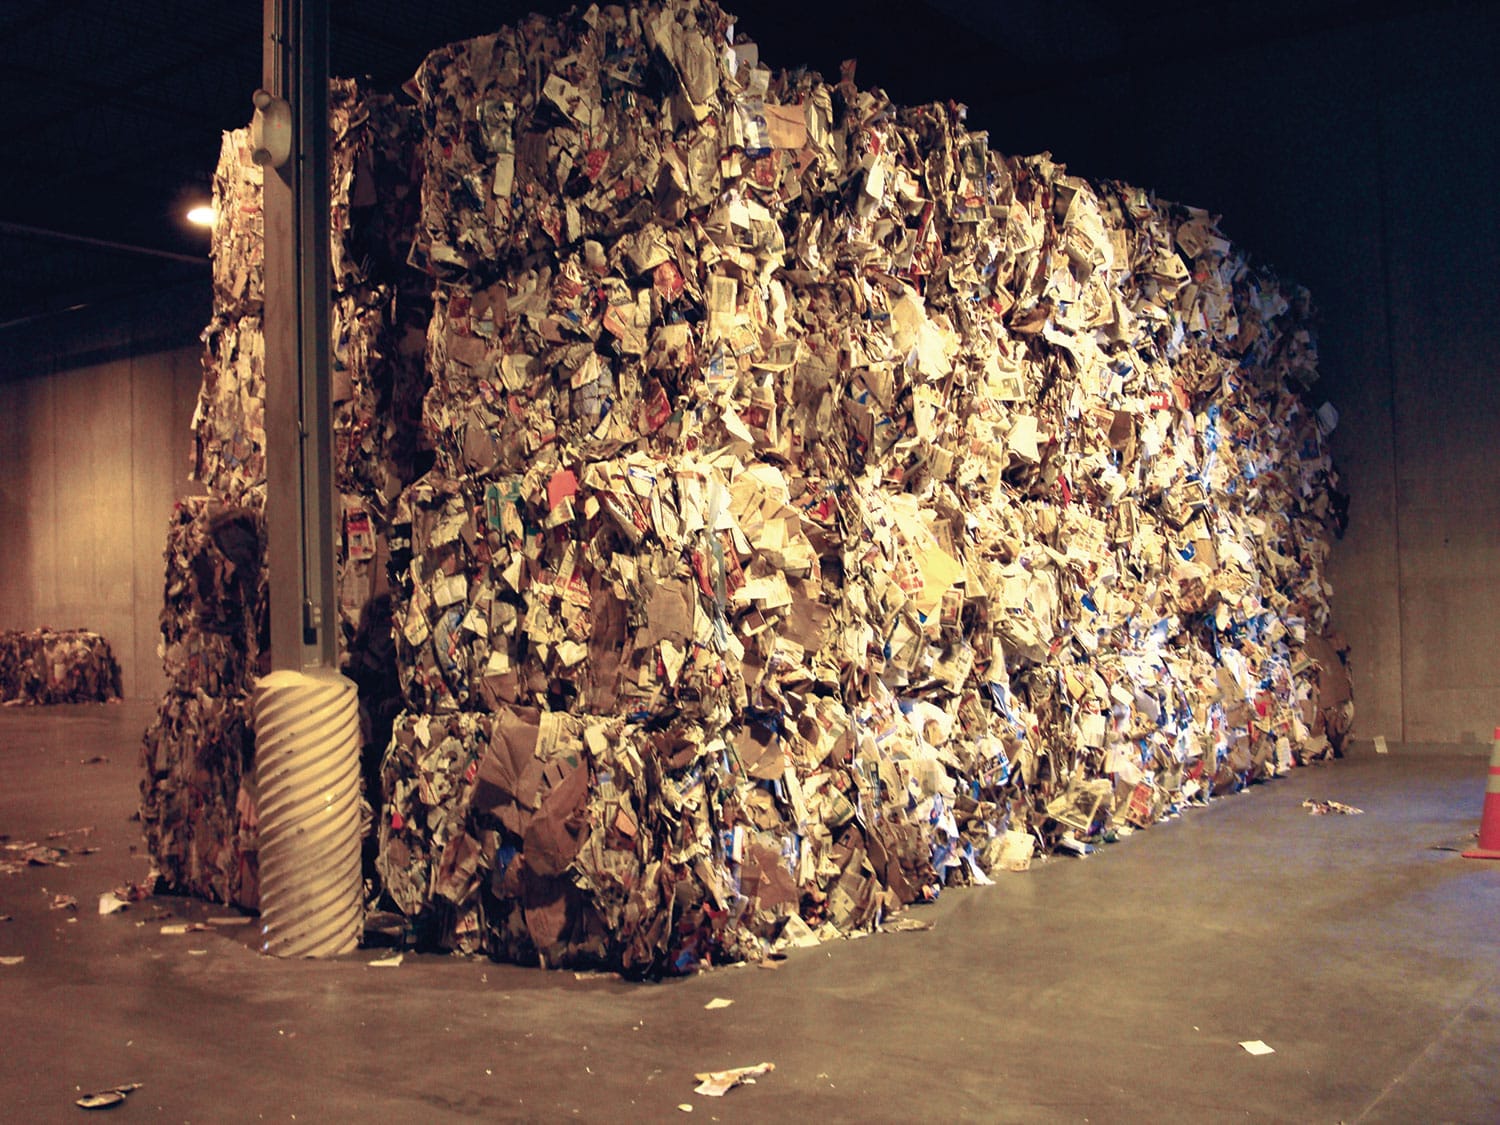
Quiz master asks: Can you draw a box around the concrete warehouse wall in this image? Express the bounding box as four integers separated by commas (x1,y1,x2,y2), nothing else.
0,336,203,701
1,1,1497,739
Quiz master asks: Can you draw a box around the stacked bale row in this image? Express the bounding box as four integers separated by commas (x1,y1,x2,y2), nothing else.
146,0,1351,974
371,0,1350,974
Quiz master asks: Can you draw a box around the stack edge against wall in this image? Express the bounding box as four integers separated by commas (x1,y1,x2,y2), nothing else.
143,0,1351,974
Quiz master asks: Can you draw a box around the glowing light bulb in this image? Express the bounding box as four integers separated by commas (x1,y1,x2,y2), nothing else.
186,205,216,228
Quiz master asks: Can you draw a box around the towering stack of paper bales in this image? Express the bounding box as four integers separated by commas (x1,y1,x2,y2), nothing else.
140,82,429,907
145,0,1352,974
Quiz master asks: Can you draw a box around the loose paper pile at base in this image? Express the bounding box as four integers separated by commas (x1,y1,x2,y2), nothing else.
146,0,1354,973
0,628,122,705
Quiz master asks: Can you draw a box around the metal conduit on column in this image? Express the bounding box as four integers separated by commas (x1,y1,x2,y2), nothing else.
252,0,361,956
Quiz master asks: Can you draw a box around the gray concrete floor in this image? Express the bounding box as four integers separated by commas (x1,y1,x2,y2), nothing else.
2,702,1497,1123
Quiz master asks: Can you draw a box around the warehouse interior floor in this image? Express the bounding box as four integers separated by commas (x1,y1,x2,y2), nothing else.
1,703,1497,1123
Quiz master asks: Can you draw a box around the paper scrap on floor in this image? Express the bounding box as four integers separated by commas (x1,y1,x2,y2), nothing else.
98,891,130,915
693,1061,775,1096
75,1083,143,1110
1303,799,1363,815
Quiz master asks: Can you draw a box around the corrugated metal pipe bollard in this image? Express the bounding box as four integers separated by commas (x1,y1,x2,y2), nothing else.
252,668,363,956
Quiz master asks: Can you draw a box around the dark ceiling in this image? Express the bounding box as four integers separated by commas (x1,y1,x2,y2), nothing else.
0,0,1456,337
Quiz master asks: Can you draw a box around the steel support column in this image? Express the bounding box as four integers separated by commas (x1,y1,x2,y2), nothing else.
260,0,336,671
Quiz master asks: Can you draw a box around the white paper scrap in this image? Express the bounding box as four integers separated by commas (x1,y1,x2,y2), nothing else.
1239,1040,1276,1056
693,1061,774,1097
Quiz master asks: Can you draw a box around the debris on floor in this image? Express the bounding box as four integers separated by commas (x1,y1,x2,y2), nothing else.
881,916,933,933
1,838,76,874
98,881,151,917
693,1060,775,1097
74,1082,143,1110
1302,799,1363,815
161,922,219,936
1239,1040,1276,1056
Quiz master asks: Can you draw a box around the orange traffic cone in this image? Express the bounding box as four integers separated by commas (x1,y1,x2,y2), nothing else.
1462,726,1500,860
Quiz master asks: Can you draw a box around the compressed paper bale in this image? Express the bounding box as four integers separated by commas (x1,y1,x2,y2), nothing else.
0,629,122,705
208,130,263,317
139,689,258,908
156,497,268,696
196,89,432,517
